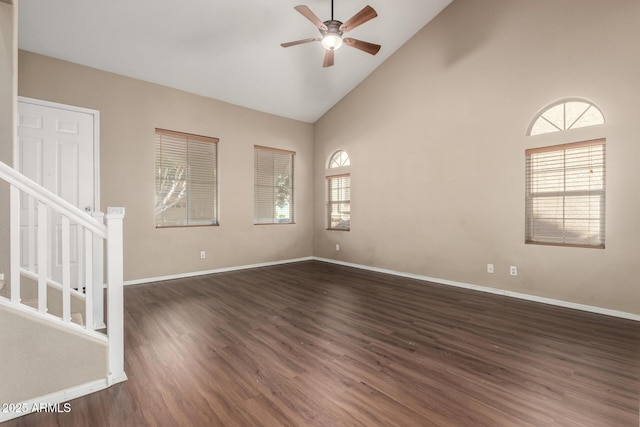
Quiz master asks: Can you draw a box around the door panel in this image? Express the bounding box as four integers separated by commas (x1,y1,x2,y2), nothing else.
17,100,97,289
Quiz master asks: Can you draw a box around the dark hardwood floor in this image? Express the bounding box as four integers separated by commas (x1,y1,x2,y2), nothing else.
5,261,639,426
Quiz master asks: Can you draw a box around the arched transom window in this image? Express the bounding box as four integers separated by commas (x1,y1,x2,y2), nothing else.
528,99,604,136
328,150,350,168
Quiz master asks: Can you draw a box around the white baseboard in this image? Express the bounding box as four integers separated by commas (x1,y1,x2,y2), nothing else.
124,256,315,286
107,372,128,386
313,257,640,322
121,255,638,321
0,378,113,423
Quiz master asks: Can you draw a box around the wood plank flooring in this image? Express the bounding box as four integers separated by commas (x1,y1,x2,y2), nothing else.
5,260,639,426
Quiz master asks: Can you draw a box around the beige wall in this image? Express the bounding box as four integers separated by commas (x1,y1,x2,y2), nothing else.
16,0,640,315
0,1,16,290
314,0,640,314
18,51,314,281
0,0,15,164
0,307,108,404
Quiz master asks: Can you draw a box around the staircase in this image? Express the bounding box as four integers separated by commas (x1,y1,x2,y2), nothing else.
0,160,126,422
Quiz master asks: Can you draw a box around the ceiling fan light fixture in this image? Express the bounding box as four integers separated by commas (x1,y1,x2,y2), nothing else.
322,33,343,51
281,4,380,67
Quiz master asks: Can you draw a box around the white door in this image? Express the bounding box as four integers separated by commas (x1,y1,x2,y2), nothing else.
17,98,99,288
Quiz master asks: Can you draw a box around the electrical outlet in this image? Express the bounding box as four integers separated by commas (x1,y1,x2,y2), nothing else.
336,244,340,252
200,251,206,259
487,264,494,273
0,273,4,281
510,266,518,276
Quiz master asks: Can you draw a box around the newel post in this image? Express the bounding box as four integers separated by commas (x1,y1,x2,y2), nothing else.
105,207,126,384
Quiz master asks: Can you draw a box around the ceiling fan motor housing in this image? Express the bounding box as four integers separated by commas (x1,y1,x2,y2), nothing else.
320,20,345,50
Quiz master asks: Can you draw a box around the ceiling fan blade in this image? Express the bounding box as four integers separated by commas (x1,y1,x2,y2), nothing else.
323,49,335,68
294,5,328,31
280,37,321,48
343,38,381,55
339,5,378,33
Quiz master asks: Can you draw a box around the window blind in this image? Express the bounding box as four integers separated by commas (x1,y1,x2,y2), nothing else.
254,145,295,224
326,174,350,230
155,129,219,227
525,139,605,248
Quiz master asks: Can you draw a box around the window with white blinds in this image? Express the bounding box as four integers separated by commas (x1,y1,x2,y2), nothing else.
155,129,219,227
254,145,295,224
326,174,351,230
525,139,605,248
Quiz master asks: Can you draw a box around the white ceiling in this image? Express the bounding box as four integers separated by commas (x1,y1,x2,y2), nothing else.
18,0,452,123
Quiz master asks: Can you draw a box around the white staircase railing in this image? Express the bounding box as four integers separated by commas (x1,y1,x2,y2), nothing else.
0,160,125,383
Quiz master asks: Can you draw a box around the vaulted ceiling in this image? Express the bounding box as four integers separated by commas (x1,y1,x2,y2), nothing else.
18,0,452,123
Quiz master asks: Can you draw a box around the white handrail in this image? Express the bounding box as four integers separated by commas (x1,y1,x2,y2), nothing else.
0,161,106,237
1,158,127,394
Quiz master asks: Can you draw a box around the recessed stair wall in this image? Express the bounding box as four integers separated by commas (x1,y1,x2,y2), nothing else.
0,302,109,406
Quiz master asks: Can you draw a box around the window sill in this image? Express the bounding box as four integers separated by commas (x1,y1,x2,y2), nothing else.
525,241,604,249
254,222,296,226
156,223,219,229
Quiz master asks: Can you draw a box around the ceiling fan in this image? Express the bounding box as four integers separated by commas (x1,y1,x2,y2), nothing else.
281,1,381,68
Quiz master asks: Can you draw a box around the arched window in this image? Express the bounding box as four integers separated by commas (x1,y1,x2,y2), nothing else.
525,98,606,248
328,150,350,168
528,99,604,136
326,150,350,231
